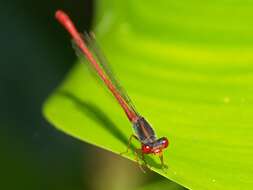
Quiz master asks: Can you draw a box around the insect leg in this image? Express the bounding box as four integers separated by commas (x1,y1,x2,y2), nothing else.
134,148,146,173
120,134,139,155
141,151,150,168
159,153,168,172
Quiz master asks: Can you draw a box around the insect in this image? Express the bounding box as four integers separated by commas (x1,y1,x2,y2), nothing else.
55,10,169,170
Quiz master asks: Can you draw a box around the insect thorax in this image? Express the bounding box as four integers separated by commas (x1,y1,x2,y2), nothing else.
133,117,156,144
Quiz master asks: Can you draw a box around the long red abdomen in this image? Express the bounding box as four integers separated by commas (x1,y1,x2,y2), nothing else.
55,10,138,122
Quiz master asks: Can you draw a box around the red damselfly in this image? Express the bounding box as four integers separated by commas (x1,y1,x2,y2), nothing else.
55,10,169,170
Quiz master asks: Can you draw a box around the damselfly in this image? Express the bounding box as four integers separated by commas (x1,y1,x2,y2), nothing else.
55,10,169,170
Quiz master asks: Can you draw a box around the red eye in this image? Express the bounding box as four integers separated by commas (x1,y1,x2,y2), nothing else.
142,144,152,153
162,138,169,148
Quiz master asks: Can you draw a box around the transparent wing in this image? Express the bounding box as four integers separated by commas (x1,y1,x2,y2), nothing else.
72,32,139,115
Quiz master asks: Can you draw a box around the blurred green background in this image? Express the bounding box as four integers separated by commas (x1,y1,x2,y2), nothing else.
0,1,91,189
0,0,173,190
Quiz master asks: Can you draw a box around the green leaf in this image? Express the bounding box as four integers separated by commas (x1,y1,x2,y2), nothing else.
136,180,185,190
44,1,253,189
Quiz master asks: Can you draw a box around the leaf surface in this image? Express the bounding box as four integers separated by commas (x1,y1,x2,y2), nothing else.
44,1,253,189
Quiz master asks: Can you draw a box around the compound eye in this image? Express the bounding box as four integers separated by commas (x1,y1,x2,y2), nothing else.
142,144,151,153
162,137,169,148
